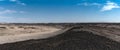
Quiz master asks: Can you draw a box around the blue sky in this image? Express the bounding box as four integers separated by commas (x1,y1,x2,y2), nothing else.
0,0,120,23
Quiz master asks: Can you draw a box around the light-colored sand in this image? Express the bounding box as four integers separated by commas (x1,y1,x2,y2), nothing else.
0,25,60,44
1,24,120,44
0,25,70,44
0,25,60,36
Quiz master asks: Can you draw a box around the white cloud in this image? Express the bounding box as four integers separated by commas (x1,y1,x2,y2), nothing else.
0,9,26,15
78,2,101,6
0,9,17,15
101,1,120,11
9,0,26,6
17,1,26,6
0,0,26,6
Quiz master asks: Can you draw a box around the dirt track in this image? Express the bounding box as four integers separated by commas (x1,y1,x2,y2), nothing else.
0,27,120,50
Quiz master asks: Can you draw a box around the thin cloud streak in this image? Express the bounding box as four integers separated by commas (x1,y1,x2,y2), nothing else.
10,0,26,6
0,0,26,6
0,9,26,15
77,2,101,6
0,9,17,15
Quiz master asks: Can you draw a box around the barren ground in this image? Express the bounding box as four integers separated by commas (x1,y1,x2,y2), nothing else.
0,25,63,44
0,23,120,50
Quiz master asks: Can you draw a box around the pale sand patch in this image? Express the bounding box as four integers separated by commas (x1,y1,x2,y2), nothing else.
0,30,58,44
0,25,70,44
0,25,60,36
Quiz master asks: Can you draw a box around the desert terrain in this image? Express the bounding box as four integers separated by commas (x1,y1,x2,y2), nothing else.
0,23,120,50
0,24,65,44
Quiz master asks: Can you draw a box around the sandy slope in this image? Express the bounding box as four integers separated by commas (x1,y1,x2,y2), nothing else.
0,25,60,36
0,25,68,44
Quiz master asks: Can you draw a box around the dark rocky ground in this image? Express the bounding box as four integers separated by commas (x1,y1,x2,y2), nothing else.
0,28,120,50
